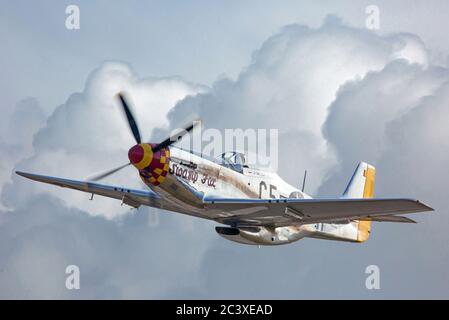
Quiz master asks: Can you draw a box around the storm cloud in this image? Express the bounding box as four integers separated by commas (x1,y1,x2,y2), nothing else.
1,14,449,299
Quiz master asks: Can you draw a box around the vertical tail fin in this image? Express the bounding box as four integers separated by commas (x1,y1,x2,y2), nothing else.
342,162,376,242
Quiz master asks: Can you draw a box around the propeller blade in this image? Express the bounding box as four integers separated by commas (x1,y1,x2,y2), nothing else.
117,92,142,144
152,121,199,153
87,163,131,181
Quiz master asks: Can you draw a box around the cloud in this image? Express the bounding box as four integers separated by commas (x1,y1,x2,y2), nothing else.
161,16,429,192
0,194,214,299
0,62,212,298
320,61,449,195
0,98,46,210
1,17,449,298
4,61,205,218
316,44,449,297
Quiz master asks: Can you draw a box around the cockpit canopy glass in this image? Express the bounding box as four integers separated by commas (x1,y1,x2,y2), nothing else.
217,152,246,173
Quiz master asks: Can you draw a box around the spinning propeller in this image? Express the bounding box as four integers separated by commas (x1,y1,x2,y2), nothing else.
88,92,197,181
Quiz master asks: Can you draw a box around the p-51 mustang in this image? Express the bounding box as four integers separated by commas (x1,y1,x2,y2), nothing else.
16,93,433,246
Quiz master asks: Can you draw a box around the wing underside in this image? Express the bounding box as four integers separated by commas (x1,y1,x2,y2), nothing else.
204,197,433,227
15,171,177,210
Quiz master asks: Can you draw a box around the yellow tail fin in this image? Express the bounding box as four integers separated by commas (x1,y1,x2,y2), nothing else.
342,162,376,242
358,165,375,242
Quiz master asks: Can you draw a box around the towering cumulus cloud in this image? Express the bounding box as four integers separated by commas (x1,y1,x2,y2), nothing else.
1,17,448,298
162,17,428,192
3,62,205,218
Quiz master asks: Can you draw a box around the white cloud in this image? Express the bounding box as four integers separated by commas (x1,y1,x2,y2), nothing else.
2,17,449,298
317,66,449,297
6,62,205,218
0,195,213,299
321,61,448,195
162,17,430,193
0,98,46,210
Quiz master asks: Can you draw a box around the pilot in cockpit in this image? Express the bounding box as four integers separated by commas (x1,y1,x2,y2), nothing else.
218,152,246,173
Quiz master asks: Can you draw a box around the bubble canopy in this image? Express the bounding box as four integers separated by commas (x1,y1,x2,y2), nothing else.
172,147,276,173
217,152,246,173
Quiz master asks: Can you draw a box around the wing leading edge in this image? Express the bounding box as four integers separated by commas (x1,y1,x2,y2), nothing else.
16,171,164,209
204,197,433,227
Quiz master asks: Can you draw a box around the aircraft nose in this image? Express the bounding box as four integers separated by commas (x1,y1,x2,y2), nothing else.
128,144,144,165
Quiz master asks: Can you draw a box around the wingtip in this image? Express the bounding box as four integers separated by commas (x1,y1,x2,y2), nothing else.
15,171,43,182
15,171,39,183
416,200,434,212
15,171,28,178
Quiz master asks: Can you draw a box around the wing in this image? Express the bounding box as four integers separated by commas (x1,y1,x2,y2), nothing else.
204,197,433,227
359,215,417,223
16,171,175,210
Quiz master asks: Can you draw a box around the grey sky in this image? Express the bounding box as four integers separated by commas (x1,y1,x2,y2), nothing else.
2,0,449,114
1,1,449,299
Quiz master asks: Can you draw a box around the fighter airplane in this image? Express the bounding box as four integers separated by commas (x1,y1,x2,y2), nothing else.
16,93,433,246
